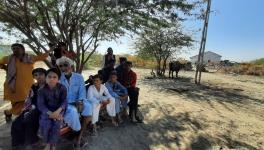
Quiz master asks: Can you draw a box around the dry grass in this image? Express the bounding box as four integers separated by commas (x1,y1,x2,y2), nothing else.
219,63,264,76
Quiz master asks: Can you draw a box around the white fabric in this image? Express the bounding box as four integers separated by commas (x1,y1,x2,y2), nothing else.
87,84,116,124
56,56,74,66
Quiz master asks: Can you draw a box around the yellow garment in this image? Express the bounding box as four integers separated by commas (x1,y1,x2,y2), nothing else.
0,54,48,109
10,101,25,115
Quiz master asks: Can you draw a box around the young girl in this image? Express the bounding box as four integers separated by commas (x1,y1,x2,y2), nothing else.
37,68,67,150
87,75,117,133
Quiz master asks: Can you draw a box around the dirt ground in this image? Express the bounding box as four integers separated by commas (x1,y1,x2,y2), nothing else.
0,65,264,150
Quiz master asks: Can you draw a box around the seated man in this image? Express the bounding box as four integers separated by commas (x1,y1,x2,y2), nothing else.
105,71,128,123
118,61,142,123
56,57,92,147
11,68,46,149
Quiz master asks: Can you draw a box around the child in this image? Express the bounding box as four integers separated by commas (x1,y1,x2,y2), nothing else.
11,68,46,149
87,75,117,133
37,68,67,150
105,71,128,123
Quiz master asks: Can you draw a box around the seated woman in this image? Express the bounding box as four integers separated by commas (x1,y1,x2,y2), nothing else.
11,68,46,149
37,68,67,150
105,71,128,123
87,75,117,133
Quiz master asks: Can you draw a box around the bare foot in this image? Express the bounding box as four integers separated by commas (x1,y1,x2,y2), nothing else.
112,118,118,127
43,144,50,150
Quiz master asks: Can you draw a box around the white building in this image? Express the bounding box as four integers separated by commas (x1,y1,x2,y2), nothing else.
190,51,222,64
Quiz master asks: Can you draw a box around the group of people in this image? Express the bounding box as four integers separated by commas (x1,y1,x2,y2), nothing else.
0,43,142,150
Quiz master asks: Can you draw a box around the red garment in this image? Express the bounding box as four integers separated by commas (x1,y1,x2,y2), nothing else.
63,50,76,59
120,70,137,88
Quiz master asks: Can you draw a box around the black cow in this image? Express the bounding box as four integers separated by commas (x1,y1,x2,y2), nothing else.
169,61,185,78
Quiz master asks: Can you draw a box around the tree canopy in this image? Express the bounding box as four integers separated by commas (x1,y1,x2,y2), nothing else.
0,0,201,72
135,23,193,75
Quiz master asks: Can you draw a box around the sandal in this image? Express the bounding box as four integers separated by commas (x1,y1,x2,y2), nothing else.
135,116,143,123
91,126,98,136
112,119,119,127
112,121,119,127
4,110,12,123
129,116,137,124
74,140,88,149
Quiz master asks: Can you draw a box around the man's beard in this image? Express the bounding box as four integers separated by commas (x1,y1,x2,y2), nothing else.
64,71,72,75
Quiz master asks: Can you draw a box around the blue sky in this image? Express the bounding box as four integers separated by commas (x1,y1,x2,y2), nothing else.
98,0,264,62
1,0,264,62
205,0,264,61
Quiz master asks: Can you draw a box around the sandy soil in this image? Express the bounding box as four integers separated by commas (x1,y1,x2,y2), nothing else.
0,64,264,150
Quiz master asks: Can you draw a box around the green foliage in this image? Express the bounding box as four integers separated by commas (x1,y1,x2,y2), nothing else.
0,53,4,59
82,53,156,69
0,44,10,58
126,55,156,69
220,58,264,76
252,58,264,66
135,24,193,74
84,52,103,69
137,54,156,62
0,44,10,54
0,0,202,72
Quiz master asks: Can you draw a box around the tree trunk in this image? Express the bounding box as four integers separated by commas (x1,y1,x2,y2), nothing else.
156,59,162,76
162,57,168,76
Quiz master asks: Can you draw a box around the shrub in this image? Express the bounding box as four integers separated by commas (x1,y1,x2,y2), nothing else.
83,53,156,70
252,58,264,66
219,63,264,76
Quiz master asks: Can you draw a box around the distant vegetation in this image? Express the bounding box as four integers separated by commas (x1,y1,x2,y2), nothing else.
0,44,10,58
252,58,264,66
0,51,8,59
219,58,264,76
2,47,263,76
0,49,156,70
84,53,156,70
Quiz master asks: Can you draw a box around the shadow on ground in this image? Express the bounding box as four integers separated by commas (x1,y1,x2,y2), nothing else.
0,103,260,150
139,102,259,150
0,77,262,150
142,76,264,110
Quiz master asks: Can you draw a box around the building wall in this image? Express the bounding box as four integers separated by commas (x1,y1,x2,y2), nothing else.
190,52,222,64
190,56,199,64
